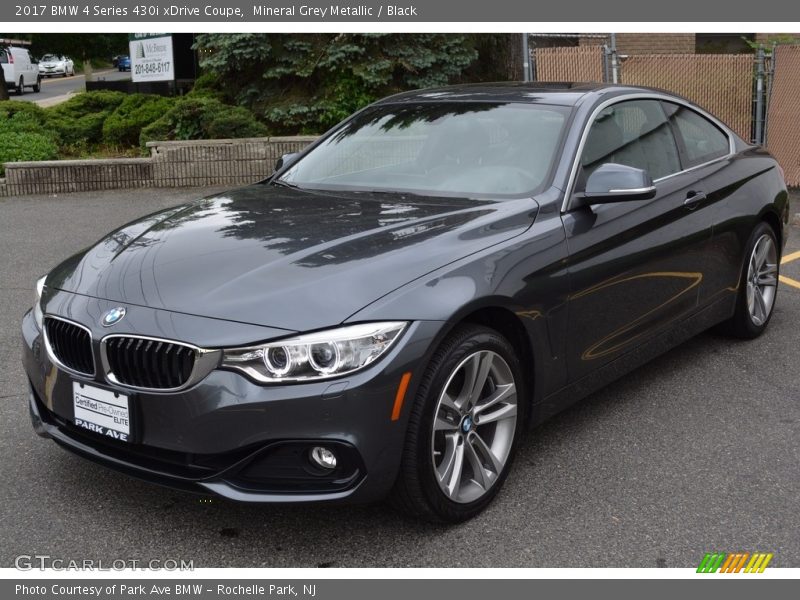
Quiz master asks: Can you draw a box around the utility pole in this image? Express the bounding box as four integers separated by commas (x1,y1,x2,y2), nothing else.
610,33,620,84
521,33,531,82
754,45,766,145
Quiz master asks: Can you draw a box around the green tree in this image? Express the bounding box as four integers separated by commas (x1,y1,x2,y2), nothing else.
193,34,483,134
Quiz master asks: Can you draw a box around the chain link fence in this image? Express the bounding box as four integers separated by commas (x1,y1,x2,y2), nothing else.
765,45,800,186
532,46,753,140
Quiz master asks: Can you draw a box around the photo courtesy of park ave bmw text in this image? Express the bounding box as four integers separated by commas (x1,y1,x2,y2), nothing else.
0,0,799,597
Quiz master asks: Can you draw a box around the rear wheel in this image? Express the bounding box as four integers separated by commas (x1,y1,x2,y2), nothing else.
720,222,779,338
392,324,525,522
16,77,24,95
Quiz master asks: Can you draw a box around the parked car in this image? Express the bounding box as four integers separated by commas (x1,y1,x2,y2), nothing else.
2,46,40,94
117,55,131,71
22,83,789,522
39,54,74,78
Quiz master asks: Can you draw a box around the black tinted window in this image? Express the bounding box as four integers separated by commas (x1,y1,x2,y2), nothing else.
0,52,7,64
580,99,681,185
663,102,730,167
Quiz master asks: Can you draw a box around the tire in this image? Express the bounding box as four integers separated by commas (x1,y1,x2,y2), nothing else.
718,222,780,339
16,77,24,95
32,76,41,93
391,324,526,522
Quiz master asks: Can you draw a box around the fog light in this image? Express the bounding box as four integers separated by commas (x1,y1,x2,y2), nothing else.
310,446,337,470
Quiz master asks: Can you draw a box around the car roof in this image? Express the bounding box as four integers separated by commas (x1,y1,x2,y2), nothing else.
373,82,671,107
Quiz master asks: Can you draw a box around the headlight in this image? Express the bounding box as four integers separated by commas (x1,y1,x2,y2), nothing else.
222,322,407,383
33,275,46,330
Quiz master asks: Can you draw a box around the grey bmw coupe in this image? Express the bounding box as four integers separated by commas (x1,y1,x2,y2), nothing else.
22,83,789,522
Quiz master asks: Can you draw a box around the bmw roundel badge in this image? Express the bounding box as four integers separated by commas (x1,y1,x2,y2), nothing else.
102,307,127,327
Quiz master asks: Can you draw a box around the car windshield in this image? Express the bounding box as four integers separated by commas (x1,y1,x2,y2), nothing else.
279,102,569,197
42,54,58,61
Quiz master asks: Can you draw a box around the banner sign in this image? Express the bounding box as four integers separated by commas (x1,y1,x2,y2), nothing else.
128,32,174,82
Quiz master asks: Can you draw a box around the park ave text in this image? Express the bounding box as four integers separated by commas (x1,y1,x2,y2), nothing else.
16,584,317,597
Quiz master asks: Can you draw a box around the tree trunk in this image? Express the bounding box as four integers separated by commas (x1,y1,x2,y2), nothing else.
0,64,9,101
500,34,524,81
83,53,93,82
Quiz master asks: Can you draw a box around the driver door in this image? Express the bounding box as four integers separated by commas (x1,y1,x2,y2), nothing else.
562,98,715,381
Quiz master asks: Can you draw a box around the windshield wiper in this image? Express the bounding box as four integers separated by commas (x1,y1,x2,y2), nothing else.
270,179,301,190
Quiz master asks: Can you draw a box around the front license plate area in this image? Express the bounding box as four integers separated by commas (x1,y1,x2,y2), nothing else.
72,382,131,443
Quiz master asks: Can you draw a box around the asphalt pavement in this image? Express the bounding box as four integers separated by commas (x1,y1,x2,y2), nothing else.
8,68,131,105
0,186,798,568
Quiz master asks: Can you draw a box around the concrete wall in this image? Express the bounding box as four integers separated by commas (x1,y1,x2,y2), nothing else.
0,136,318,197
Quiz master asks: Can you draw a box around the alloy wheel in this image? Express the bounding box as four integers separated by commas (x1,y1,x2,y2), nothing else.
431,350,518,504
746,233,778,326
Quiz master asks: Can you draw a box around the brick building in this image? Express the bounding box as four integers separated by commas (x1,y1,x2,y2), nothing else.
530,33,800,55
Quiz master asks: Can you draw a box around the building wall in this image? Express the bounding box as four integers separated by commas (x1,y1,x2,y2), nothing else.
609,33,696,55
754,32,800,43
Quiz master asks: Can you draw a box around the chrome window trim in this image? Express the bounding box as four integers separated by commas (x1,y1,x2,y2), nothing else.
99,333,222,394
42,315,97,378
561,92,736,213
608,186,657,194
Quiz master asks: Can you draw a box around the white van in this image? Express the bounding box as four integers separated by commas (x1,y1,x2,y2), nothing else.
1,46,41,94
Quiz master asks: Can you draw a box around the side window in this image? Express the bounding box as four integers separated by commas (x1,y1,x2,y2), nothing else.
579,99,681,188
663,102,730,167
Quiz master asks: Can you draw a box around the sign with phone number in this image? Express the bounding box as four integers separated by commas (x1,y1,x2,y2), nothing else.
128,33,174,83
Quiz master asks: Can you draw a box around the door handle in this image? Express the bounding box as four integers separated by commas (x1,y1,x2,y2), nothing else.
684,191,707,209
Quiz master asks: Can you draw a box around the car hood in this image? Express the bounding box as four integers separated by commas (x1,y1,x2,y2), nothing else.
47,184,537,332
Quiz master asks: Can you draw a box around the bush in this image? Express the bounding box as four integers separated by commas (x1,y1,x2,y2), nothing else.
0,132,59,176
0,102,59,175
140,96,267,145
102,94,175,146
0,100,49,126
45,90,126,147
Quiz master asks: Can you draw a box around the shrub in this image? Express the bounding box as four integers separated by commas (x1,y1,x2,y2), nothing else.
45,90,126,147
140,96,267,145
0,101,60,147
0,100,49,126
0,132,59,176
205,110,270,139
102,94,175,146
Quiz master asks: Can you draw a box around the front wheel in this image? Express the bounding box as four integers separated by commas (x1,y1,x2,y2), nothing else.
32,76,41,93
719,222,780,338
391,324,526,522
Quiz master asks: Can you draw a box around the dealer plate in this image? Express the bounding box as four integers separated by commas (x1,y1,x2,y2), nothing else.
72,382,131,442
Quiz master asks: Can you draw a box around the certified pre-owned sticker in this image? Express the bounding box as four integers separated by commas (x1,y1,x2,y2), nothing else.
72,382,130,442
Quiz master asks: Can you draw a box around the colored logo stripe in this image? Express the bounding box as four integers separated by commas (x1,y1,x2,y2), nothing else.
697,552,773,573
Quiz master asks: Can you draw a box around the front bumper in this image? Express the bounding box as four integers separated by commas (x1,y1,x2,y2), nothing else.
22,299,441,504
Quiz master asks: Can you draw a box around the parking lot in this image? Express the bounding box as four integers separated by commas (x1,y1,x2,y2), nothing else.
1,187,798,568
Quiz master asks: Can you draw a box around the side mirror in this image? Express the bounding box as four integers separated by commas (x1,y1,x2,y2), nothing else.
579,163,656,204
274,152,299,173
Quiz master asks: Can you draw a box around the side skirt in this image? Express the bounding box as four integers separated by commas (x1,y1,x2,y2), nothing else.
531,295,736,425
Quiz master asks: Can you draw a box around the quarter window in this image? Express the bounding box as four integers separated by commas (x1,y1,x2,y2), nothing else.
579,99,681,187
662,102,730,167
